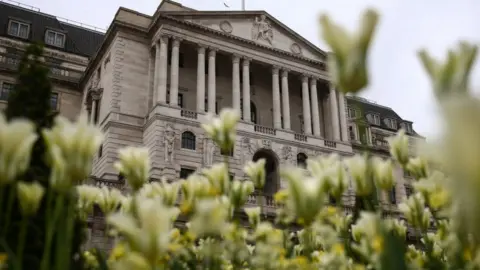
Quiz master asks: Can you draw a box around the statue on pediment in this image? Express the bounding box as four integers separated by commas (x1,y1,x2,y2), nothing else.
252,15,273,45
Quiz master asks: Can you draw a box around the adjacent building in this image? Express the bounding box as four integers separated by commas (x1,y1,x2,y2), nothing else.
0,0,424,249
0,0,104,119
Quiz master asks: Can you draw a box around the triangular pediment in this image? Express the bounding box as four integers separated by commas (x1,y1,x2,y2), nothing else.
163,11,326,62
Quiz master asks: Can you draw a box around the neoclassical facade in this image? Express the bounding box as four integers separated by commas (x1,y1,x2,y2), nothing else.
82,0,354,192
77,0,424,248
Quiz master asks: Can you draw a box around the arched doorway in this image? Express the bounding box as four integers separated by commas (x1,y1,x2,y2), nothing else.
252,148,279,195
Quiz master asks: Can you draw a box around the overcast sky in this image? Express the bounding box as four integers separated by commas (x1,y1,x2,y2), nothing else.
18,0,480,138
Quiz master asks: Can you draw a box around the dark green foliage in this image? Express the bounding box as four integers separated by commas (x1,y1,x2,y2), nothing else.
0,43,85,270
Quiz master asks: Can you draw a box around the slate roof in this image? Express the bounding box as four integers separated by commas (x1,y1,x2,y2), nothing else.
346,96,421,137
0,1,104,57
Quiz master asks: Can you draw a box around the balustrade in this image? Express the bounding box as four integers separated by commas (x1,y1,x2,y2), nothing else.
254,124,276,135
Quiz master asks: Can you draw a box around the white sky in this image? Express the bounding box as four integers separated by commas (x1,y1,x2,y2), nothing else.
17,0,480,138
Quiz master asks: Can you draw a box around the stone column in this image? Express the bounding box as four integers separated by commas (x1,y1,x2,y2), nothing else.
338,92,349,142
153,42,160,104
329,85,341,140
310,77,321,136
156,35,169,104
242,58,251,122
207,48,217,114
196,46,206,112
169,37,181,106
90,99,97,123
232,55,241,115
272,66,281,129
302,75,312,134
281,69,291,130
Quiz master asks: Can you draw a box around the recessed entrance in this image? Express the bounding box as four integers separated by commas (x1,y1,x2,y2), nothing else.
252,148,279,195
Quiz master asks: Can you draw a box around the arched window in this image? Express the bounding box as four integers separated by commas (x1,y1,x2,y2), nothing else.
297,153,308,169
181,131,196,150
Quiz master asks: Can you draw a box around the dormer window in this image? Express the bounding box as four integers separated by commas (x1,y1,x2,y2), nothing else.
347,107,357,118
8,20,29,39
385,118,397,129
45,30,66,48
367,113,380,125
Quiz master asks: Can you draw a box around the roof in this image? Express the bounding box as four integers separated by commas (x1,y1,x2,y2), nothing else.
346,96,422,137
0,1,104,57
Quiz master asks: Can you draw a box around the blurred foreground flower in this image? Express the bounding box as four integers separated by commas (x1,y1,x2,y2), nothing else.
17,181,45,216
114,147,150,192
0,115,37,185
201,109,239,153
320,9,379,94
42,114,103,191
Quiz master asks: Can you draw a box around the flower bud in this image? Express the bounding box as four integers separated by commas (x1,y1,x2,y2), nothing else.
201,109,239,154
245,207,261,228
406,157,428,179
229,180,254,209
114,147,150,192
203,163,230,195
387,129,410,166
244,159,266,189
372,157,395,191
0,116,37,185
17,181,45,216
320,9,379,94
96,186,125,215
345,155,373,196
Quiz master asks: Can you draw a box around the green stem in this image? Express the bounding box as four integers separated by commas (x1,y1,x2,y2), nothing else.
1,184,16,237
56,195,76,270
0,186,4,226
40,193,64,270
16,215,28,269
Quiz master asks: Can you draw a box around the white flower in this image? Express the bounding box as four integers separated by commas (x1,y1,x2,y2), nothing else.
96,186,125,215
282,168,325,225
399,193,431,231
203,163,230,195
107,197,179,265
320,9,379,94
16,181,45,216
406,157,428,179
114,147,150,192
418,41,478,98
308,154,348,199
42,114,103,191
0,116,37,185
371,157,395,190
229,180,254,209
201,109,239,153
387,130,410,166
189,197,230,236
244,207,261,228
76,185,101,218
243,159,266,189
345,155,373,196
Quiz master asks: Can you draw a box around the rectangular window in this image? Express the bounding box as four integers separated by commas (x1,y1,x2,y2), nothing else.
204,99,218,114
0,82,14,101
50,93,59,110
166,92,184,107
372,114,380,125
180,168,195,179
347,107,356,118
45,30,65,48
389,188,396,204
8,20,29,39
221,146,234,157
348,125,356,141
385,118,397,129
179,52,184,68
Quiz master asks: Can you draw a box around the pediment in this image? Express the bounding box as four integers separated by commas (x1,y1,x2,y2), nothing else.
164,11,326,62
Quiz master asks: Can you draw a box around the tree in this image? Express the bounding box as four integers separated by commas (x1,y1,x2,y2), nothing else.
1,43,85,269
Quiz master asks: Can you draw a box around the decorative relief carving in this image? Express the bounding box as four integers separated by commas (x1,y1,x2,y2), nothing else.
290,43,302,55
164,124,176,162
281,146,293,164
241,137,256,165
219,20,233,33
251,15,273,45
203,138,216,167
261,139,272,149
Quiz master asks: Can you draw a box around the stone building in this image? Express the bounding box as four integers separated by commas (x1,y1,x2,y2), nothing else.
0,0,424,249
0,0,104,119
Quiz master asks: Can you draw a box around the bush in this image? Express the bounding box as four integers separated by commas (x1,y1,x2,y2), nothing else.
0,8,479,270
